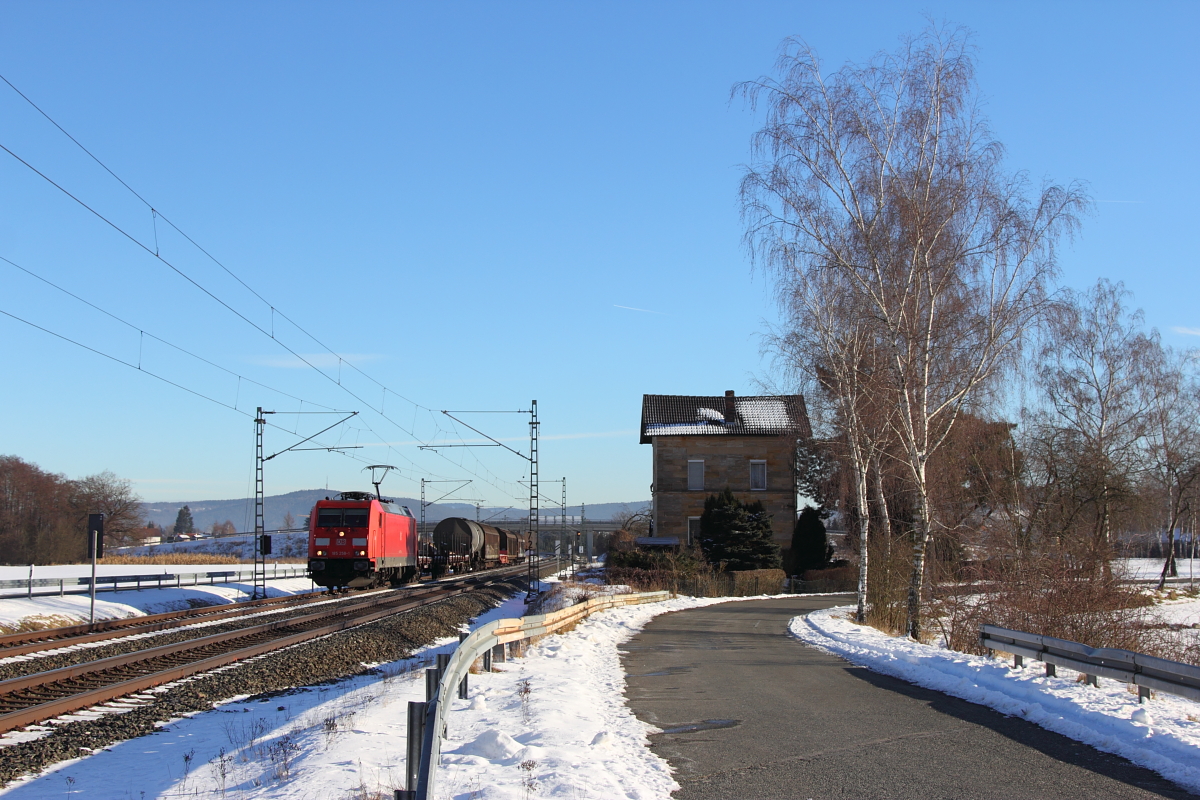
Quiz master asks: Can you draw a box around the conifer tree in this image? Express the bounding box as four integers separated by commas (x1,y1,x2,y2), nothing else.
173,505,195,534
791,506,830,574
697,488,782,571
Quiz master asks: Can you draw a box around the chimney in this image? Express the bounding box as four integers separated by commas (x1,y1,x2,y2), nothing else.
724,390,736,426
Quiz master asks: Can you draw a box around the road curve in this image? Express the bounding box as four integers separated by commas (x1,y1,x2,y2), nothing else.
621,595,1196,800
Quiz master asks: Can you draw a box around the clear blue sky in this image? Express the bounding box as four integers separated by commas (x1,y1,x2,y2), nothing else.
1,2,1196,509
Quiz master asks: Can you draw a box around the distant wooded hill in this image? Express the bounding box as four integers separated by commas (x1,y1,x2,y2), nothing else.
141,489,647,533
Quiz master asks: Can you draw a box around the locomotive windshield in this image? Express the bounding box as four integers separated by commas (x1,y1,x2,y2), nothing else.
316,508,370,528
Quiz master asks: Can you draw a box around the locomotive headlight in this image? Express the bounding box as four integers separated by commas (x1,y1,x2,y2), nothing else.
316,550,325,556
358,550,366,556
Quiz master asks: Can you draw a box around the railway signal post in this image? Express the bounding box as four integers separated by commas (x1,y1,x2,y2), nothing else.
87,513,104,627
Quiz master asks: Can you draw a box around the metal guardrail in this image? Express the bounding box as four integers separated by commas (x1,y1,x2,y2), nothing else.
980,624,1200,704
0,565,309,599
400,579,669,800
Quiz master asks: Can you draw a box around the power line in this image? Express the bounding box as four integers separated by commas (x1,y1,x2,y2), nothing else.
0,253,343,413
0,300,445,493
0,78,530,504
0,305,251,417
0,139,525,498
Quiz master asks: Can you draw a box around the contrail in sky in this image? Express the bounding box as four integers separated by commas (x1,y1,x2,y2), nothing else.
614,304,666,315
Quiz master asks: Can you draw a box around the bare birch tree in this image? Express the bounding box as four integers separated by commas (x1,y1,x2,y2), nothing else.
773,266,887,621
1031,280,1155,565
740,25,1085,639
1144,345,1200,588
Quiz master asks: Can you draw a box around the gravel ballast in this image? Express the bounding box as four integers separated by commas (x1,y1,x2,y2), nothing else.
0,581,520,786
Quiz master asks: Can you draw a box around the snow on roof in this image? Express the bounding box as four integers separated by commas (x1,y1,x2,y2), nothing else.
640,393,811,443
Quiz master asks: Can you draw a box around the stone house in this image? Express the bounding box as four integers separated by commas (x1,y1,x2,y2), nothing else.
640,390,811,551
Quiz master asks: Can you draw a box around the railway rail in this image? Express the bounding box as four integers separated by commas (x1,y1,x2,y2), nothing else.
0,587,336,659
0,560,557,736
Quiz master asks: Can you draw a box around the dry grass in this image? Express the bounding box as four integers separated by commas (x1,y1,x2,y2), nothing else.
606,567,786,597
97,554,306,566
99,553,241,565
925,556,1200,665
0,614,94,635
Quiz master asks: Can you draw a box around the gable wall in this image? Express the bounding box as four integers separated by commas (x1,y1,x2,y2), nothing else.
651,434,796,543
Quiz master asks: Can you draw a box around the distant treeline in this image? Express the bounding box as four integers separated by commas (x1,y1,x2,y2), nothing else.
0,455,142,565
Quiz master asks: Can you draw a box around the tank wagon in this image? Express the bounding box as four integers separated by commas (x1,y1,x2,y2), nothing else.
428,517,530,575
307,491,418,589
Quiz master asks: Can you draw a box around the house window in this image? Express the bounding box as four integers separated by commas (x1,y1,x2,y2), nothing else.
687,460,704,491
687,517,701,546
750,460,767,491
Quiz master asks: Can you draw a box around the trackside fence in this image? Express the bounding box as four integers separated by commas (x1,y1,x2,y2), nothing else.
979,624,1200,704
0,565,309,599
400,588,670,800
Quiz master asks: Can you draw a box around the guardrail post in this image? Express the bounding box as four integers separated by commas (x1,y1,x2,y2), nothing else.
59,579,64,598
493,643,505,665
1085,674,1099,688
1045,663,1056,678
1139,685,1150,704
425,668,440,702
1013,654,1023,669
405,700,426,797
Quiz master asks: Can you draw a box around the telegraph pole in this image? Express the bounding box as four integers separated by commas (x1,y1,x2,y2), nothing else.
527,400,539,599
430,402,540,600
253,408,268,600
250,407,357,600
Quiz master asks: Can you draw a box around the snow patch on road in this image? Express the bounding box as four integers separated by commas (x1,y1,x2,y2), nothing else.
791,605,1200,793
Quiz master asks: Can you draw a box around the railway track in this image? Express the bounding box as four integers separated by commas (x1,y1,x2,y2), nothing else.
0,587,338,659
0,562,544,736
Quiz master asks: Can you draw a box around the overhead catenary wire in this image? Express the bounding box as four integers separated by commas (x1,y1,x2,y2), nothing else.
0,143,526,501
0,300,433,489
0,253,343,413
0,77,530,505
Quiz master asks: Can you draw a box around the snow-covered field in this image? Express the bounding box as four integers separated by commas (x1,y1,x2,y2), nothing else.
0,577,317,632
1118,558,1200,582
122,532,310,561
0,564,274,579
792,605,1200,793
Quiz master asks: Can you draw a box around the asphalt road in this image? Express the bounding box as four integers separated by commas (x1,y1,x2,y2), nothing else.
621,595,1197,800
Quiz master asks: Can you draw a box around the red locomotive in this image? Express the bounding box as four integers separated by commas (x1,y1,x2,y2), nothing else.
307,491,418,589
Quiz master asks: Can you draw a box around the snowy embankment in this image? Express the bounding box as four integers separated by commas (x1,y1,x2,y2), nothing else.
791,606,1200,793
0,567,316,632
0,587,762,799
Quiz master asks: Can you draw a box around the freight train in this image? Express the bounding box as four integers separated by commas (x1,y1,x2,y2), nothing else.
307,492,418,589
426,518,531,576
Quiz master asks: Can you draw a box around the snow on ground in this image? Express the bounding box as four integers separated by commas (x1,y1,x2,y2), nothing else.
0,586,781,800
0,564,279,580
792,605,1200,793
1118,558,1200,582
123,532,310,561
0,577,317,632
431,593,755,800
1155,595,1200,628
0,597,530,800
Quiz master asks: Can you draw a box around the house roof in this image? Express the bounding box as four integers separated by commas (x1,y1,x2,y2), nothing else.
640,393,811,444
